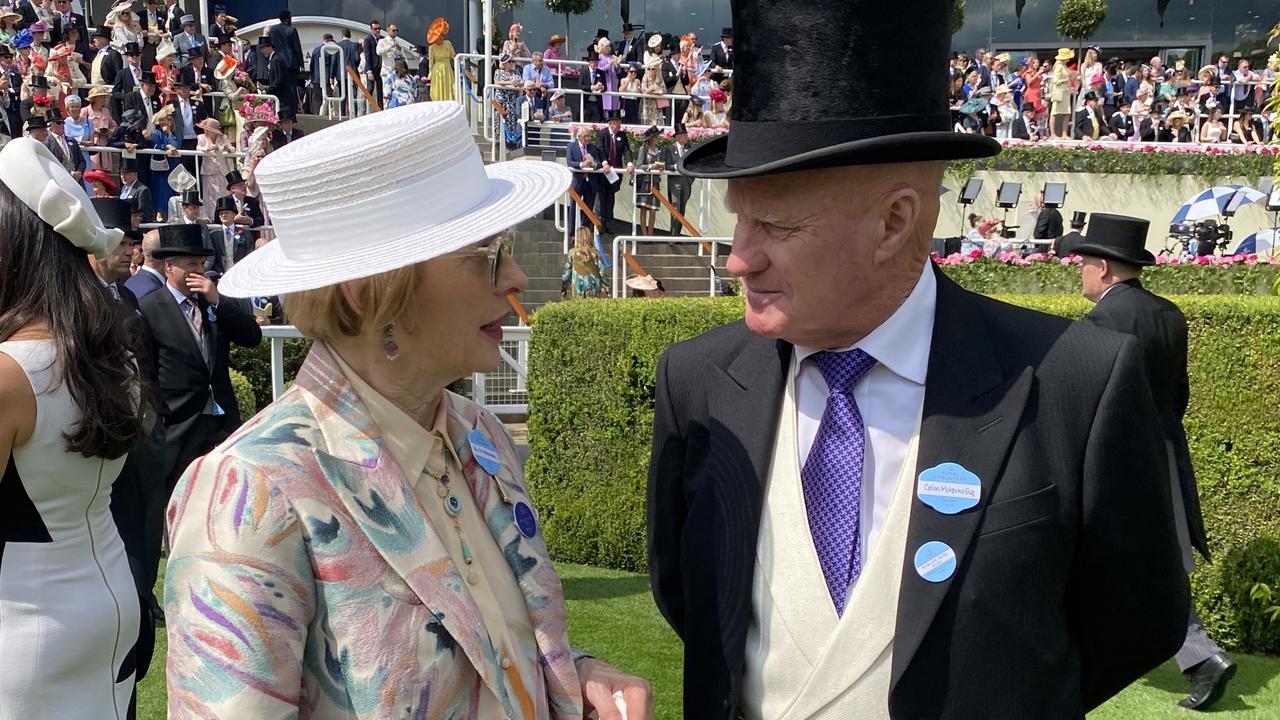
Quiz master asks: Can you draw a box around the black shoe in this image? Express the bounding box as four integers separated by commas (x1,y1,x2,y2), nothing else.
1179,653,1236,710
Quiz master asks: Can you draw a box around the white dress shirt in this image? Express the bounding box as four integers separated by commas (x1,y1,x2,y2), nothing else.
793,262,935,572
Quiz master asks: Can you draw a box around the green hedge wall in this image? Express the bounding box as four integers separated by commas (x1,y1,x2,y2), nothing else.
526,294,1280,653
939,260,1280,296
230,338,313,411
953,144,1279,180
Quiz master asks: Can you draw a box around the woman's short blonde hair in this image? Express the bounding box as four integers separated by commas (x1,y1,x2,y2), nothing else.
574,226,593,250
284,264,420,341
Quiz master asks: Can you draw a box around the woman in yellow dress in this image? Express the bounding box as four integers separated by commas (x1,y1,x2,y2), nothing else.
427,17,456,102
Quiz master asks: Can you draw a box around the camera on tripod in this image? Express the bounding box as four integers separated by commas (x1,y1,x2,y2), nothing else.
1192,219,1232,256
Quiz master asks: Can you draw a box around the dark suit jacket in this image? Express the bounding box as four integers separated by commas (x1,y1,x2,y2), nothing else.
125,265,166,299
338,38,361,69
1010,116,1033,140
648,267,1188,720
711,42,733,78
165,4,187,37
43,134,86,173
95,46,123,87
621,38,642,65
597,128,633,174
1054,229,1084,257
263,50,291,105
234,194,265,228
565,140,604,194
1074,107,1112,139
1083,279,1206,558
1033,207,1063,240
14,0,37,29
168,96,207,140
362,34,382,76
138,287,261,431
206,224,253,273
119,181,153,218
269,22,304,72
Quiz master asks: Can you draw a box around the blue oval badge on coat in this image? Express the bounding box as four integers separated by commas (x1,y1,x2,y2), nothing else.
914,541,957,583
514,501,538,538
916,462,982,515
468,429,502,475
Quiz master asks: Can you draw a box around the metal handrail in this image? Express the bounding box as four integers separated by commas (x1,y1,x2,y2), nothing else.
610,235,732,298
259,324,532,414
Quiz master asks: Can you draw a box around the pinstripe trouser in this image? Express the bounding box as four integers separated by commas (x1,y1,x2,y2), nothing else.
1167,443,1224,673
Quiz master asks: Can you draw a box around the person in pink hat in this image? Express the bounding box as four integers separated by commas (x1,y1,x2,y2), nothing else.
195,116,232,220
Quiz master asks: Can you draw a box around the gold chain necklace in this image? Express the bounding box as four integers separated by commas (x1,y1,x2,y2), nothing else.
422,448,476,578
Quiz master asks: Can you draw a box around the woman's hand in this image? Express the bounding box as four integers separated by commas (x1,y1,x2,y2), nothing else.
577,657,652,720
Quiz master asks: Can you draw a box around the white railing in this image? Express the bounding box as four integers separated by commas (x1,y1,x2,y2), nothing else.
259,325,531,414
611,235,733,298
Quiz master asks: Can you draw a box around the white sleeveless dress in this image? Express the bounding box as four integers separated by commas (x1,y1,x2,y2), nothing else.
0,339,139,720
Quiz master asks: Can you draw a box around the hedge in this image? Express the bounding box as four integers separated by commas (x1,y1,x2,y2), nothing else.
953,144,1279,180
526,295,1280,654
229,368,257,420
939,258,1280,296
230,338,313,411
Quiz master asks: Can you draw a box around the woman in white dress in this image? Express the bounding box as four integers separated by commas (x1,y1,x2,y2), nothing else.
0,138,147,720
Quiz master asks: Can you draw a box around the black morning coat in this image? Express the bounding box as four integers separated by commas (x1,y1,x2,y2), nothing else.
648,266,1190,720
1083,278,1207,559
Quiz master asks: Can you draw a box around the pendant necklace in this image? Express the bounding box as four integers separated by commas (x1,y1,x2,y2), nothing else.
423,447,478,583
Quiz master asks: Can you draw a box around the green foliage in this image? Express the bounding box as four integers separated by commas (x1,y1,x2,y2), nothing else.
939,260,1280,296
545,0,593,17
526,294,1280,653
1055,0,1108,41
525,297,743,571
950,0,966,34
228,368,257,420
951,144,1277,179
230,338,313,411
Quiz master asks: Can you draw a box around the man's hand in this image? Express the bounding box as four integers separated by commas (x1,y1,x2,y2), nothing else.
577,657,651,720
185,272,219,305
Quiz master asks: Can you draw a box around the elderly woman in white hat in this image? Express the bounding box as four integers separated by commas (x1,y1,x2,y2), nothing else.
164,102,652,720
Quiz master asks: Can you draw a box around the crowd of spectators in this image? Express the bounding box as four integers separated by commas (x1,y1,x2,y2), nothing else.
949,46,1278,144
0,1,320,300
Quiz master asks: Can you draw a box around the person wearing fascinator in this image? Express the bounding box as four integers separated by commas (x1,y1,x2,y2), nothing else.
0,137,148,717
165,102,653,720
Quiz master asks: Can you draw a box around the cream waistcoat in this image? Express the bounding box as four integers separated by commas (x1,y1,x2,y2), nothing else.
743,370,920,720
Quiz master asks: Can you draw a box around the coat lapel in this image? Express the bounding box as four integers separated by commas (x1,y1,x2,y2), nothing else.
157,289,209,371
890,270,1033,690
446,400,583,720
294,344,501,704
708,329,792,675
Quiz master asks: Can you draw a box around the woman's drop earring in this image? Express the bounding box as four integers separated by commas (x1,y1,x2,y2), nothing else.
383,323,400,361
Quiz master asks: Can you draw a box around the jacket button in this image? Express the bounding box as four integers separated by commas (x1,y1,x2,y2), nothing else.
500,654,512,670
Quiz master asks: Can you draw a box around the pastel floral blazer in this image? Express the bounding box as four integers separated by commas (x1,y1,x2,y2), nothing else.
164,343,584,719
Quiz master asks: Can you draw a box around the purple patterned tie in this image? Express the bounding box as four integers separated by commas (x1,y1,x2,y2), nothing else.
802,349,878,615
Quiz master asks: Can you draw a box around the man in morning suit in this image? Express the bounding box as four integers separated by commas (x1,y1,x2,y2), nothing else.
566,125,604,236
1031,191,1063,241
268,11,304,113
208,196,253,271
649,3,1189,719
1054,211,1087,257
87,198,166,703
1074,216,1234,712
257,36,294,119
711,27,734,82
596,113,634,234
118,158,153,225
173,14,207,68
138,224,261,497
667,124,696,236
49,0,89,57
224,170,263,228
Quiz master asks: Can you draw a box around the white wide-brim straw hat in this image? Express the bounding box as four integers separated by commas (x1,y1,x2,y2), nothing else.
218,103,571,298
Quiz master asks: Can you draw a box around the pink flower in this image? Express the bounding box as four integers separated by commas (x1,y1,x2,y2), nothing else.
1025,252,1047,262
966,248,984,260
1196,256,1212,265
1245,254,1259,265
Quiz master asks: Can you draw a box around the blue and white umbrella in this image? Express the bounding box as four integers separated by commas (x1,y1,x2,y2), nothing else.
939,185,950,196
1171,185,1266,224
1235,228,1279,255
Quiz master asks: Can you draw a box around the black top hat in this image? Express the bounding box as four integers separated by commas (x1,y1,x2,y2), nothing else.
154,224,212,258
1020,102,1035,112
1082,91,1099,102
188,45,207,58
721,27,733,37
257,35,273,47
181,190,202,206
673,122,689,135
278,108,296,122
123,41,141,55
25,116,47,130
680,0,999,178
120,157,140,173
225,170,246,187
30,75,49,89
46,108,64,123
623,23,636,33
90,197,143,239
1072,213,1155,267
1070,210,1087,227
0,46,11,57
93,26,111,40
214,195,238,214
595,28,609,39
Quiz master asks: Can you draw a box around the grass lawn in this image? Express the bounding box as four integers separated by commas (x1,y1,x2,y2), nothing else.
136,563,1280,719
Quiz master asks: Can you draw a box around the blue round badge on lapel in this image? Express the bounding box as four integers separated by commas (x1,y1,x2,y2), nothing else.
914,541,957,583
916,462,982,515
468,429,503,475
514,502,538,538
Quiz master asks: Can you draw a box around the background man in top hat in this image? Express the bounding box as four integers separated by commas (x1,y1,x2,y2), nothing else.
1031,191,1062,241
1,46,21,140
1075,91,1116,140
118,156,152,216
648,1,1188,718
174,13,206,68
621,23,642,64
91,27,122,88
123,70,162,127
667,124,696,236
110,41,144,122
711,27,733,82
1073,216,1234,712
257,34,296,119
268,11,304,110
138,223,261,498
50,0,88,56
1054,211,1087,256
209,195,253,271
596,114,634,234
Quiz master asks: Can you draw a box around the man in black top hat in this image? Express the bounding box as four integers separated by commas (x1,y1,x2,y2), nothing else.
19,74,52,123
621,24,642,65
1074,91,1116,140
1054,210,1088,256
257,34,296,118
1031,191,1063,241
224,169,263,227
137,224,261,501
269,10,304,111
50,0,89,56
209,195,253,271
118,156,153,219
110,42,145,122
181,47,216,116
90,27,122,87
1073,215,1234,712
667,124,696,236
650,2,1187,719
170,77,206,172
1,45,21,140
123,70,163,126
711,27,733,82
1010,102,1039,141
43,109,86,178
